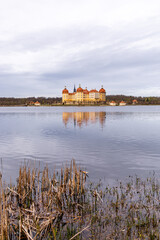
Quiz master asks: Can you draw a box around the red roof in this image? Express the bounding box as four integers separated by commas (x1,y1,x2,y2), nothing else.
99,88,106,93
83,89,89,94
62,88,69,94
77,87,83,92
89,89,98,93
29,101,35,105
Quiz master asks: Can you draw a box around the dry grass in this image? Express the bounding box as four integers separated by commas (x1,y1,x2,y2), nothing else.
0,161,160,239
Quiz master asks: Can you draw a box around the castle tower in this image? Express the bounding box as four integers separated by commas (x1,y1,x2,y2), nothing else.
62,86,69,103
99,85,106,101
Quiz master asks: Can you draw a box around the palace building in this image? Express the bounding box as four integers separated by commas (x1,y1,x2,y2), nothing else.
62,85,106,104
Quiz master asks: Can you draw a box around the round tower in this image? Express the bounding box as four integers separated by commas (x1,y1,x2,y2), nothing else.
62,86,69,103
99,85,106,101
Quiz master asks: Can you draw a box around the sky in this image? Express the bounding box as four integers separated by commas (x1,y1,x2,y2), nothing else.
0,0,160,97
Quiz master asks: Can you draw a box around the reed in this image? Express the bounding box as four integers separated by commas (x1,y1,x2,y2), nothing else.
0,161,160,239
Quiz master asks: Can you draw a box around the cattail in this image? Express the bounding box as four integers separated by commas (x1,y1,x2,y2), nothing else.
77,169,80,196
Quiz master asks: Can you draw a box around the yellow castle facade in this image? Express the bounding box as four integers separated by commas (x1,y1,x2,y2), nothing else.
62,85,106,104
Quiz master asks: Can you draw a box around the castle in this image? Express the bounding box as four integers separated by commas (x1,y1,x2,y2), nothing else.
62,85,106,104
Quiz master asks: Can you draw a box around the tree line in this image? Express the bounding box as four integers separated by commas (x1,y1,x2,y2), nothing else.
106,95,160,105
0,95,160,106
0,97,62,106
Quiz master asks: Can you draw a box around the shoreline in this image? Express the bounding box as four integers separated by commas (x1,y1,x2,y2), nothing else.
0,104,160,107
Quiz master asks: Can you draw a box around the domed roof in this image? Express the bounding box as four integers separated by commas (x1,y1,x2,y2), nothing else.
77,84,83,92
99,86,106,93
89,89,98,93
62,87,69,94
83,88,89,94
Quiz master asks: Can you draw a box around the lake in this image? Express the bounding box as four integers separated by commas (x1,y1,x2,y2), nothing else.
0,105,160,184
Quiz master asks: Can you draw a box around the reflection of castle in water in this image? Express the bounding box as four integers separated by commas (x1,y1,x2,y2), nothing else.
62,112,106,128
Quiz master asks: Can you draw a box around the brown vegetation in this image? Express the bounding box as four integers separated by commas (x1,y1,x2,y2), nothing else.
0,161,160,239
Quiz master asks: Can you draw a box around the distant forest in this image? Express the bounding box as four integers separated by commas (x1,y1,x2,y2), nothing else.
0,95,160,106
0,97,62,106
106,95,160,105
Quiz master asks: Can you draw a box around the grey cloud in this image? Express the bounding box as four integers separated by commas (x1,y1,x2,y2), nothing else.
0,16,160,96
1,20,159,53
40,44,160,78
37,41,160,95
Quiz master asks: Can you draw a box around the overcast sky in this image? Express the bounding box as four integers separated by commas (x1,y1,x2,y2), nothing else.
0,0,160,97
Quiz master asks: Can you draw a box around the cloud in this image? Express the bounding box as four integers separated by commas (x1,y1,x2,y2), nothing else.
0,0,160,96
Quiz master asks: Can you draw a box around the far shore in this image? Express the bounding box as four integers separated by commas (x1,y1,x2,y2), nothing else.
0,104,160,108
0,103,160,107
0,95,160,106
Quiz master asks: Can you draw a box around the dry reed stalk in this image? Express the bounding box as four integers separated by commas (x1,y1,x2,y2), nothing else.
0,172,3,240
37,169,40,201
72,169,76,196
69,162,72,195
77,168,80,196
81,171,83,195
63,167,67,192
3,190,8,239
41,169,45,205
0,180,8,240
22,224,34,240
22,166,27,203
61,167,63,188
31,169,36,202
17,167,22,208
69,224,90,240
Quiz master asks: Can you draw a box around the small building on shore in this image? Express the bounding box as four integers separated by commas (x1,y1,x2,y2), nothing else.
34,101,41,106
132,99,138,104
29,101,35,106
119,101,126,106
109,101,117,106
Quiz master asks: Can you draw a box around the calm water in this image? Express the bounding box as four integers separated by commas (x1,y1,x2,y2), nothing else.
0,105,160,183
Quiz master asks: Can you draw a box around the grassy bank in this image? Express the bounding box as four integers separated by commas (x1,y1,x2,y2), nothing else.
0,161,160,239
